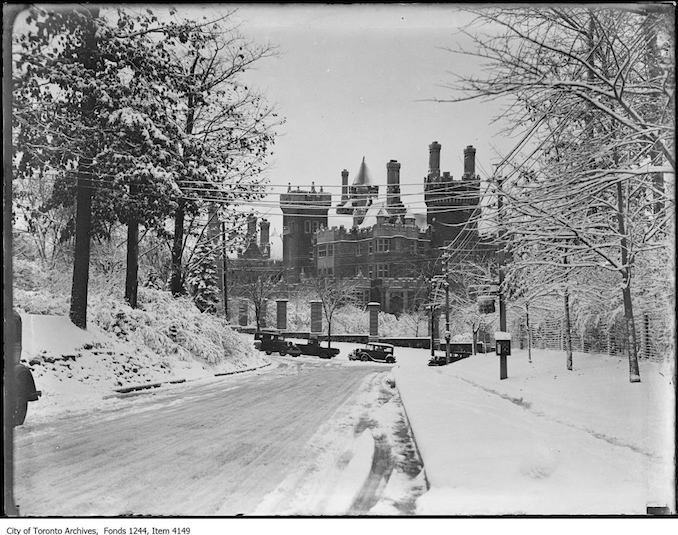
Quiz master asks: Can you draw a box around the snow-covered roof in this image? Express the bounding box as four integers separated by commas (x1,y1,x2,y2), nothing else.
494,331,512,341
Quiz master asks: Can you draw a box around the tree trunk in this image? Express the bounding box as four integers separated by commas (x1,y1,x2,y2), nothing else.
616,181,641,383
526,302,532,364
170,201,185,296
564,289,573,371
69,8,99,329
124,217,139,308
327,320,332,350
563,255,573,371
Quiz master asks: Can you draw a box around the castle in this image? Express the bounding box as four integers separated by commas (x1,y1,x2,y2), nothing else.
277,141,485,313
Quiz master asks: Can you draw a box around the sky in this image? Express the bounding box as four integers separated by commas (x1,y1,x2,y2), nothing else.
192,4,514,251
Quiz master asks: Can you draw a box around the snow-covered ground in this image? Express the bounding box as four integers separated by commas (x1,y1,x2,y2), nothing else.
18,314,269,422
392,347,676,515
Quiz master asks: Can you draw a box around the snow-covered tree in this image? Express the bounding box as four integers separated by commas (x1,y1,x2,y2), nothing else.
164,12,281,296
186,240,221,313
441,6,675,382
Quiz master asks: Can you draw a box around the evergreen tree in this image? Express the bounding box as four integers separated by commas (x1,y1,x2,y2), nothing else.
186,242,221,313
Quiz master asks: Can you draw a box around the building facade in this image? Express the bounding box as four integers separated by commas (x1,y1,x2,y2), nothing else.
280,141,487,313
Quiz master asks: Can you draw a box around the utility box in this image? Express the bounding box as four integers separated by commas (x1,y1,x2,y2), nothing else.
495,331,512,356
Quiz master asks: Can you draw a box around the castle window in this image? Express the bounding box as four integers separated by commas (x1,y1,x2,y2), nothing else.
327,244,334,257
304,221,311,234
411,240,417,254
377,263,390,278
318,244,327,257
368,241,374,254
312,221,320,233
376,238,390,253
357,243,363,256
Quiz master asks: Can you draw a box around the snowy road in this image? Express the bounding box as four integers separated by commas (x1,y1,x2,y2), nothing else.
13,358,399,516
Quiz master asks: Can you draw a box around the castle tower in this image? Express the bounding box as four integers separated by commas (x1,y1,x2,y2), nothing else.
425,142,479,251
259,218,270,259
280,184,331,281
336,157,379,219
463,145,476,179
341,169,349,202
386,160,406,216
428,141,441,179
241,214,262,258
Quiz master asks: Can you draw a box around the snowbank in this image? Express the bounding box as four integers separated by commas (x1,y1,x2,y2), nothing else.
393,348,675,515
18,307,268,421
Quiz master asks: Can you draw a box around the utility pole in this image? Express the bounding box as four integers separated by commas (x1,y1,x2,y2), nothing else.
497,176,508,380
444,279,451,362
221,222,229,319
429,304,436,357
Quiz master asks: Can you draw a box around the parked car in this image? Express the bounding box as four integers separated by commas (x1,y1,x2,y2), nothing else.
293,335,340,359
428,355,449,366
253,330,287,355
7,310,41,426
348,342,396,364
279,341,302,358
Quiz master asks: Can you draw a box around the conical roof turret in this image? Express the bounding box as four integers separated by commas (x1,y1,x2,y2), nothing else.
352,156,372,186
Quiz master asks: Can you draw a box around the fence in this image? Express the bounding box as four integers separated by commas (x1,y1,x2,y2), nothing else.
507,301,673,362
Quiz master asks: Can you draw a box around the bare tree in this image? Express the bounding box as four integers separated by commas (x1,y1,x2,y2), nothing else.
235,263,285,331
311,277,361,349
440,6,674,382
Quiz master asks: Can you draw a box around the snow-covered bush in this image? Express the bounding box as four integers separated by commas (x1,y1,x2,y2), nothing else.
90,287,256,367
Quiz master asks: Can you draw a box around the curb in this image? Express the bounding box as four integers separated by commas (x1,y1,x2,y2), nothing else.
109,361,272,396
393,373,430,491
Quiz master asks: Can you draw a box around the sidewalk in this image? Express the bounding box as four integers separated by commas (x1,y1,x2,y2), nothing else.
393,347,675,515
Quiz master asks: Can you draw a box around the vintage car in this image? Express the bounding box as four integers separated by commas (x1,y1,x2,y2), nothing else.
348,342,396,364
428,355,449,366
253,330,288,355
293,335,340,359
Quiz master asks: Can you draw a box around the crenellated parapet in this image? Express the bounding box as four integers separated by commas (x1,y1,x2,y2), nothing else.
280,183,332,215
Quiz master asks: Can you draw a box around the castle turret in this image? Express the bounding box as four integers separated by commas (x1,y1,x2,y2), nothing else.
386,159,406,216
463,145,476,179
428,141,441,179
280,185,331,281
424,142,480,251
259,218,270,259
241,214,262,258
341,169,349,202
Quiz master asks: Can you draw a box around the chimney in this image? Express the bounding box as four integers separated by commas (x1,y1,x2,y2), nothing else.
428,141,441,178
341,169,349,201
259,218,270,257
463,145,476,179
386,160,401,207
247,214,257,238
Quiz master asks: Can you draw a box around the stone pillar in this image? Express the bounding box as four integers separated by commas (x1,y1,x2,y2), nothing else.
310,300,323,334
276,299,288,331
368,302,380,340
238,300,248,327
260,299,268,328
